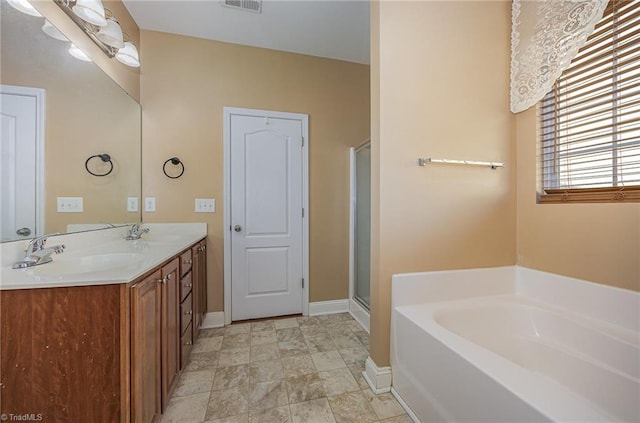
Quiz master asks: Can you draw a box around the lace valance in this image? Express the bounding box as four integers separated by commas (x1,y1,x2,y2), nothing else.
510,0,608,114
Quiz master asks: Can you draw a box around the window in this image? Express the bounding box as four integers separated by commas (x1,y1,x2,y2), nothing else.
539,0,640,203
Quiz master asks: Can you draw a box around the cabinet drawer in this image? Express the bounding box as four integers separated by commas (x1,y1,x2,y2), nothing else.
180,250,192,276
180,291,193,335
181,322,193,369
180,271,192,302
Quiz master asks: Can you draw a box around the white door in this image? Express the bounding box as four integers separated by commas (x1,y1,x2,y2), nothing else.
228,109,307,321
1,86,44,242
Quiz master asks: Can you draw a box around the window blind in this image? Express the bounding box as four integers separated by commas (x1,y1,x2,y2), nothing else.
539,0,640,203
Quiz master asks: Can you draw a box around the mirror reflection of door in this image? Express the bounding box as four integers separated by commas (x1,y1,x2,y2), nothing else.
0,85,44,242
354,142,371,310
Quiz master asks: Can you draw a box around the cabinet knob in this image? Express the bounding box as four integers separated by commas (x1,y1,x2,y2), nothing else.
185,310,193,315
186,283,192,288
185,341,193,346
184,260,192,265
157,277,166,284
167,274,172,280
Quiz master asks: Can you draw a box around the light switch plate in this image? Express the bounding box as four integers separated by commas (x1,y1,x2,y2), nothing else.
144,197,156,212
195,198,215,213
57,197,83,213
127,197,139,212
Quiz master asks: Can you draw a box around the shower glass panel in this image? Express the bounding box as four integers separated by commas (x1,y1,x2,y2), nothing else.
354,143,371,310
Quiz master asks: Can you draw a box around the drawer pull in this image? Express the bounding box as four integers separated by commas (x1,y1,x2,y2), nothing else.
157,277,166,284
166,274,172,280
185,283,192,288
184,260,192,265
185,310,193,315
185,341,192,346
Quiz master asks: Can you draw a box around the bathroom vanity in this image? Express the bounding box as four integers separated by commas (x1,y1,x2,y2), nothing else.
0,224,208,423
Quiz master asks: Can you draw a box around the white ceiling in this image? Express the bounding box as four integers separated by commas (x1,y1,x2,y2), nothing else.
121,0,370,64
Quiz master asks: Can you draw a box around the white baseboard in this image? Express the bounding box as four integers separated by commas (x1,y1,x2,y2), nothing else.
391,387,421,422
201,312,224,328
349,298,370,333
309,299,349,316
363,356,392,394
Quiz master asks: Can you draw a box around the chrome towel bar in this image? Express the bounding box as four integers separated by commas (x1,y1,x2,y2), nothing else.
418,157,504,169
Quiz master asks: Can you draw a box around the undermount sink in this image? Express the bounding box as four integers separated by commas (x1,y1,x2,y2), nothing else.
31,253,144,276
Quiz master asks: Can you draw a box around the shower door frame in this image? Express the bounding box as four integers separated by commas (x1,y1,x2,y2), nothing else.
348,140,371,333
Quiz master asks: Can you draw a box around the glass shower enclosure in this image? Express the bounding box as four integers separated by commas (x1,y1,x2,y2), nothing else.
353,143,371,310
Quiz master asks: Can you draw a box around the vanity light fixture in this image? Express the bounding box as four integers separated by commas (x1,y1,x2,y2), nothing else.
96,17,124,49
42,20,68,41
7,0,41,17
71,0,107,27
115,41,140,68
68,43,92,62
53,0,141,68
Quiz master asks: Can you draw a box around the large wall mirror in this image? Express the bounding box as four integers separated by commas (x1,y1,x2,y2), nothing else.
0,0,141,242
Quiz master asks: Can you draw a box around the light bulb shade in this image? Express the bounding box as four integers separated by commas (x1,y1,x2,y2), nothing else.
7,0,41,17
96,18,124,49
115,42,140,68
72,0,107,27
69,44,92,62
42,20,68,41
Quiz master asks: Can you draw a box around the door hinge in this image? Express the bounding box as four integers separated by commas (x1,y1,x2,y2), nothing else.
302,278,305,288
301,137,304,147
229,225,232,231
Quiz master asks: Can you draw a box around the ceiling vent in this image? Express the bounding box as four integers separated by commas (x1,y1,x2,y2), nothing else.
221,0,262,13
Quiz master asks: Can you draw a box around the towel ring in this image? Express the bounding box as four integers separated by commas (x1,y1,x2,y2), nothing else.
163,157,185,179
85,153,113,177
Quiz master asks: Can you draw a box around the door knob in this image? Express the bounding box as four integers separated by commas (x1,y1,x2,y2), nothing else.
234,225,242,232
16,227,31,236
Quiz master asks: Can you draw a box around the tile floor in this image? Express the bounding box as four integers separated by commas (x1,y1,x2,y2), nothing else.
161,313,411,423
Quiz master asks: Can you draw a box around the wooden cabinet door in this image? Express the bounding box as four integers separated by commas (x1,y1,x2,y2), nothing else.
192,240,207,331
131,270,162,423
161,258,180,411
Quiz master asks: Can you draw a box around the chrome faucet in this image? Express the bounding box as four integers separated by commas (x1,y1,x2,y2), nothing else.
12,234,66,269
126,223,149,240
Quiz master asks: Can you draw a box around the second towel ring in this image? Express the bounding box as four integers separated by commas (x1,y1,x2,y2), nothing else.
85,153,113,177
163,157,185,179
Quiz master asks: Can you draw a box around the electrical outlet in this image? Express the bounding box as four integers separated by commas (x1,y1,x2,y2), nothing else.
195,198,215,213
57,197,83,213
144,197,156,212
127,197,139,212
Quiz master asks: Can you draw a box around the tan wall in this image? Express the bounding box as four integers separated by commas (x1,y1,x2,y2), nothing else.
1,3,141,235
370,0,516,366
140,30,371,312
516,108,640,291
32,0,140,101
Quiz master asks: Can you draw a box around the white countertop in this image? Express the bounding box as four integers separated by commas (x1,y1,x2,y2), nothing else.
0,223,207,290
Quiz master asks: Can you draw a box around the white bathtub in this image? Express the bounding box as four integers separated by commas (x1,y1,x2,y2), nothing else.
391,266,640,422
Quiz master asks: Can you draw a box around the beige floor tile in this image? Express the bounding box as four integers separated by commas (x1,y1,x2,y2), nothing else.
185,351,219,372
311,350,346,371
219,347,251,367
276,327,305,342
248,380,288,413
249,359,284,383
248,405,291,423
352,331,369,348
274,318,299,329
290,398,336,423
212,364,249,390
281,354,316,377
225,323,251,335
250,343,280,362
300,325,329,337
327,391,378,423
361,390,406,420
174,369,215,397
222,333,251,350
251,330,277,345
278,339,309,357
284,372,326,404
193,336,224,353
338,347,368,367
325,323,352,336
160,392,209,423
379,415,412,423
345,321,365,332
206,384,249,420
330,333,363,349
251,321,275,332
347,365,369,390
305,335,338,353
200,327,226,338
204,414,249,423
318,368,359,396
